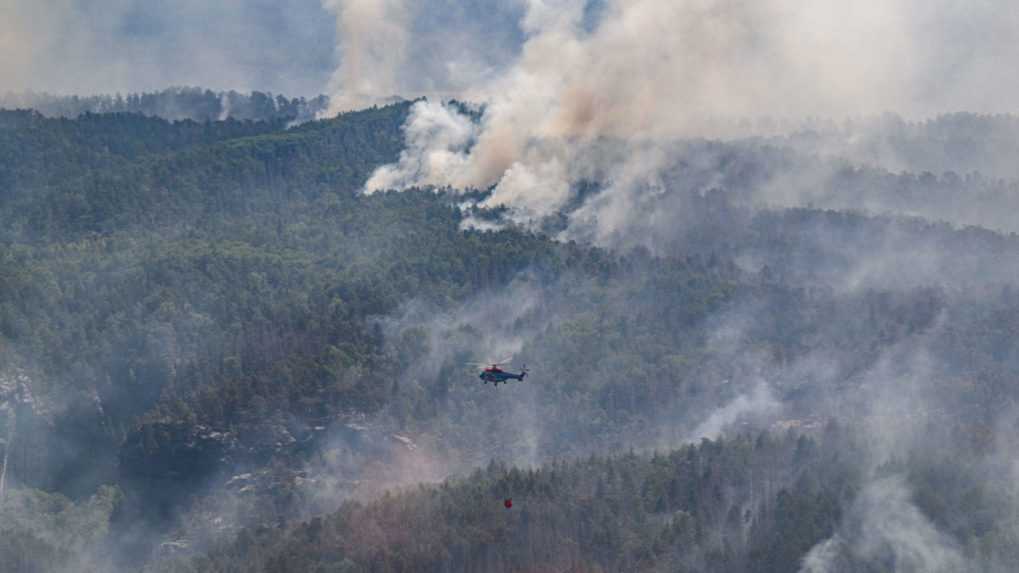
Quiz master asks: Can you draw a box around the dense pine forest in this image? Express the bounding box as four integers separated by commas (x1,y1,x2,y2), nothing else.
4,93,1019,573
0,88,329,123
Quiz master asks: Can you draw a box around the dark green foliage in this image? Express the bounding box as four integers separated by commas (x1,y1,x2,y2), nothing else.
153,433,853,573
0,485,122,573
1,87,328,123
154,427,1019,573
0,102,412,240
5,102,1019,572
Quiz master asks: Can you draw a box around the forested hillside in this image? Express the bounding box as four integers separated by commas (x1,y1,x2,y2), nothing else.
0,88,329,123
150,428,1019,573
4,99,1019,572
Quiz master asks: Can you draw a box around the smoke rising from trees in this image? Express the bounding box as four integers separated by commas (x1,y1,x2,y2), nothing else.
359,0,1019,243
6,2,1019,571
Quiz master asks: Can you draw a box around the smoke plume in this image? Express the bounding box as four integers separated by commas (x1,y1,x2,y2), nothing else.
319,0,526,115
320,0,411,114
799,477,966,573
362,0,1019,243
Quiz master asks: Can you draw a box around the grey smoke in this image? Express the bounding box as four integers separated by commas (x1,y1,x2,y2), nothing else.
362,0,1019,244
320,0,526,114
365,101,480,190
795,316,979,572
687,382,781,441
799,476,966,573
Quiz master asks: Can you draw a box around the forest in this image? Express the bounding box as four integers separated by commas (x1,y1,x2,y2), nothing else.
3,95,1019,572
0,88,329,123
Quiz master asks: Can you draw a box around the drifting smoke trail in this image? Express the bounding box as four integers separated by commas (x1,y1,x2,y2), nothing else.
318,0,526,116
320,0,411,114
799,477,966,573
688,383,781,442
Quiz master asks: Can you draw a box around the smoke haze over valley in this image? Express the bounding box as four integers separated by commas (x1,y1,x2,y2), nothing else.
4,2,1019,572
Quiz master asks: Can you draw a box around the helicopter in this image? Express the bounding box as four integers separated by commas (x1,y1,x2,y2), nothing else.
468,359,529,387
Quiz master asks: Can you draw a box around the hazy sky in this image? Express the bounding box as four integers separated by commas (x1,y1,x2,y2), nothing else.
5,0,1019,114
0,0,526,98
0,0,339,95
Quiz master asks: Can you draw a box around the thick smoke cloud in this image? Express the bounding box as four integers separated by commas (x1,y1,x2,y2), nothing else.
10,2,1019,568
363,0,1019,242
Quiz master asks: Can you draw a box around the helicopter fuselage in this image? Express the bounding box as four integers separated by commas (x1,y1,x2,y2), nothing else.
480,368,527,385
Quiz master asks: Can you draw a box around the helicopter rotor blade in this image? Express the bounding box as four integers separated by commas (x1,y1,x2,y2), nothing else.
466,356,514,366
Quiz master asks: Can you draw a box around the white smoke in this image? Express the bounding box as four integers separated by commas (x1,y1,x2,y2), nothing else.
318,0,527,116
800,476,966,573
320,0,411,114
365,101,478,190
360,0,1019,241
797,318,973,572
384,278,543,364
688,382,781,441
